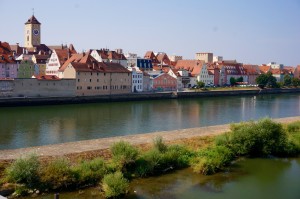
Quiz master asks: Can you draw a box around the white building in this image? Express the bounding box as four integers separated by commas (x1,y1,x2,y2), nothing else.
127,66,143,92
196,64,214,86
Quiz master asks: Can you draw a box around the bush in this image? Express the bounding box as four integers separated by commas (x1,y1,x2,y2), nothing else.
72,158,107,186
110,141,138,169
220,119,288,157
101,171,129,198
5,154,40,189
191,146,233,175
135,149,161,177
153,136,167,153
160,145,192,169
39,158,74,190
287,121,300,133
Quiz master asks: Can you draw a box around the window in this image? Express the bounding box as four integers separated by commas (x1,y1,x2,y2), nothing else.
78,79,80,82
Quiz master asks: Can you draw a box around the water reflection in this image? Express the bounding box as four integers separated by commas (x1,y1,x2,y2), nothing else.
1,93,300,149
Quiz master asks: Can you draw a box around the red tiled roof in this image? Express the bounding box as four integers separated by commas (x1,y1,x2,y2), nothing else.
0,54,16,63
259,65,271,74
0,41,13,55
174,60,204,75
33,75,60,80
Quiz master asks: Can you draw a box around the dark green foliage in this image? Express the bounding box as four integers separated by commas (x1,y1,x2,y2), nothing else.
196,81,205,88
110,141,138,169
230,77,236,86
236,76,243,82
101,171,129,198
256,72,277,88
72,158,107,186
283,74,292,86
5,154,40,189
191,146,234,175
215,118,299,157
291,78,300,87
39,158,75,190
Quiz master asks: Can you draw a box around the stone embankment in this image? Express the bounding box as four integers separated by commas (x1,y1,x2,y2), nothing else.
0,116,299,161
0,88,300,107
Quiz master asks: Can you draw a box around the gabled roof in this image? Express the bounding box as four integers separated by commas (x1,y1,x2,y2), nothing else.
0,41,13,55
259,65,271,74
243,64,260,75
25,15,41,25
174,60,204,75
156,53,170,65
144,51,159,63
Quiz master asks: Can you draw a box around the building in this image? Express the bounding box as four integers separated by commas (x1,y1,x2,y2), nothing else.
46,45,76,76
59,53,132,96
217,61,248,85
213,56,223,63
148,72,177,91
169,55,183,62
243,64,260,85
143,72,150,92
127,66,143,92
144,51,159,64
195,52,213,63
32,54,49,75
167,68,184,90
17,60,35,78
24,15,41,48
90,49,127,67
0,41,18,79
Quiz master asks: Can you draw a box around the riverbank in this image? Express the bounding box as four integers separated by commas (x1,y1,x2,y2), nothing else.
1,116,299,162
1,87,300,107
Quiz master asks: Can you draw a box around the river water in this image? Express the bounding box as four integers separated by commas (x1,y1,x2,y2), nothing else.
25,158,300,199
1,93,300,149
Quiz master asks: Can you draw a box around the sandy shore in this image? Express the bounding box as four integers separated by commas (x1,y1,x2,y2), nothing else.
0,116,299,161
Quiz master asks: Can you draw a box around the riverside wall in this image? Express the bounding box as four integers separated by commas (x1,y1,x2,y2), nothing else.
0,88,300,107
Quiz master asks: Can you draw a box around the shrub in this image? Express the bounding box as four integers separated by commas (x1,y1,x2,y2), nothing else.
39,158,74,190
101,171,129,198
5,154,40,189
161,145,192,169
135,149,161,176
191,146,233,175
110,141,138,169
220,119,288,157
153,136,167,153
287,121,300,133
72,158,107,186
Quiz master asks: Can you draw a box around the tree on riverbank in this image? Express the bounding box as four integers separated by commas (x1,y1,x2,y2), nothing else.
256,72,277,88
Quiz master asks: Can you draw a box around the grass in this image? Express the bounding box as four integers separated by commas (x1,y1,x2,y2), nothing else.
1,119,300,198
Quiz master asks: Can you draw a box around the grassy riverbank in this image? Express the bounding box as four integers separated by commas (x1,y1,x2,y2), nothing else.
1,118,300,198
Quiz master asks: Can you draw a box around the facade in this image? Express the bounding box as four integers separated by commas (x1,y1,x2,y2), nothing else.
168,68,183,91
0,79,14,97
169,55,183,62
127,66,143,92
143,72,150,92
196,63,214,86
59,53,132,96
17,60,35,78
149,72,177,91
24,15,41,48
46,47,76,76
213,56,223,63
243,64,260,85
195,52,213,63
32,54,49,76
0,42,18,79
218,62,248,85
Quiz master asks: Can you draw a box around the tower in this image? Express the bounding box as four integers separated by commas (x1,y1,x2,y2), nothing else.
24,15,41,48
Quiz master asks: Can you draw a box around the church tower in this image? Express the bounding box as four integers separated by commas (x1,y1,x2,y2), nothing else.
24,15,41,48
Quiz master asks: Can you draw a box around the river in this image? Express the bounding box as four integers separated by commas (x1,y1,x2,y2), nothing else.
1,93,300,149
23,158,300,199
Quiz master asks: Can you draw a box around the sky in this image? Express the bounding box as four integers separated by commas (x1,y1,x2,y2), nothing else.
0,0,300,66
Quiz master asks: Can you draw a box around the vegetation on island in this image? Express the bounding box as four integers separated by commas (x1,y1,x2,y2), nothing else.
1,118,300,198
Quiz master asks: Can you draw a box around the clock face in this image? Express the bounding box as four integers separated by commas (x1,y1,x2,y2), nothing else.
33,29,39,36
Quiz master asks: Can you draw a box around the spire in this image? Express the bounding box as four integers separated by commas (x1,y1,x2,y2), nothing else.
25,15,41,25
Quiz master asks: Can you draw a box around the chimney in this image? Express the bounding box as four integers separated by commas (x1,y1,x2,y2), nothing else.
16,43,19,46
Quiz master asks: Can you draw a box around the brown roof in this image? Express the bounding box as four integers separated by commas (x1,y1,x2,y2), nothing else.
33,75,60,80
243,64,260,75
0,41,13,55
0,54,16,63
174,60,204,75
93,49,126,60
259,65,271,74
156,53,170,65
25,15,41,25
144,51,159,63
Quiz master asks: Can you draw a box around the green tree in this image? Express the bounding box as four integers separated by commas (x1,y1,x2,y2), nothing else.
292,77,300,87
256,74,268,88
230,77,236,86
266,72,277,88
236,76,243,82
196,81,205,88
283,74,292,86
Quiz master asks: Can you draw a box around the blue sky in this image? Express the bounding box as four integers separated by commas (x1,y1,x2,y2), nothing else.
1,0,299,66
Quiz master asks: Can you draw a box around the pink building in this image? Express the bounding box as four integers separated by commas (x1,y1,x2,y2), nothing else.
150,73,177,91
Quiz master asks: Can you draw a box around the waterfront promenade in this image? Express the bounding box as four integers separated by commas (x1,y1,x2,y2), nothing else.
0,116,299,161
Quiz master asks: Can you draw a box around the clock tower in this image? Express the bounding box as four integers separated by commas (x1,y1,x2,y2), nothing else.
24,15,41,48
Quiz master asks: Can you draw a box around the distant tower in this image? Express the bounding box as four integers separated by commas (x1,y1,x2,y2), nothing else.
24,15,41,48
